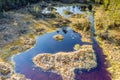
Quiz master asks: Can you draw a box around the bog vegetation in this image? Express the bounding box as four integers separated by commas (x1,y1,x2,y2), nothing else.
94,0,120,80
0,0,120,80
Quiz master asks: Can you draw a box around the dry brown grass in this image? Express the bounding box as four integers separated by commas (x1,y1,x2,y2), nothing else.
94,1,120,79
33,45,97,80
68,14,92,42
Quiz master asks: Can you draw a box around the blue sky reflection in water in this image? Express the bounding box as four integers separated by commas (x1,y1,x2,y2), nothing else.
14,27,90,80
55,6,82,18
42,5,84,18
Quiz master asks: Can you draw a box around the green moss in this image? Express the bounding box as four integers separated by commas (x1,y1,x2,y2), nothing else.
73,44,81,51
33,6,40,12
63,10,73,15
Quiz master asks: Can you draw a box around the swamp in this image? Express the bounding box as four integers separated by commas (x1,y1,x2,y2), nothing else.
0,0,120,80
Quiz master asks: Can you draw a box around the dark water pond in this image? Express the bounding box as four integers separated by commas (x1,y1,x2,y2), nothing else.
13,5,111,80
14,27,89,80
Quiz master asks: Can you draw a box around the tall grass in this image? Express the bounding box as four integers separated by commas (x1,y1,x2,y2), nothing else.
94,1,120,80
94,0,120,42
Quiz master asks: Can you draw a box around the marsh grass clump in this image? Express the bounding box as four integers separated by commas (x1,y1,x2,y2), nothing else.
0,62,13,76
69,14,91,32
68,13,92,43
33,5,40,13
53,34,64,41
63,10,73,15
53,19,71,28
70,14,86,18
70,18,91,32
74,44,81,51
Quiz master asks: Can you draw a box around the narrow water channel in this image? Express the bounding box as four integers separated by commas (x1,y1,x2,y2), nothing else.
74,13,111,80
13,5,111,80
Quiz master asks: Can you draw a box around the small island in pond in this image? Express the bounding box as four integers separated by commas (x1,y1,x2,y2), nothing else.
33,45,97,80
53,34,64,41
